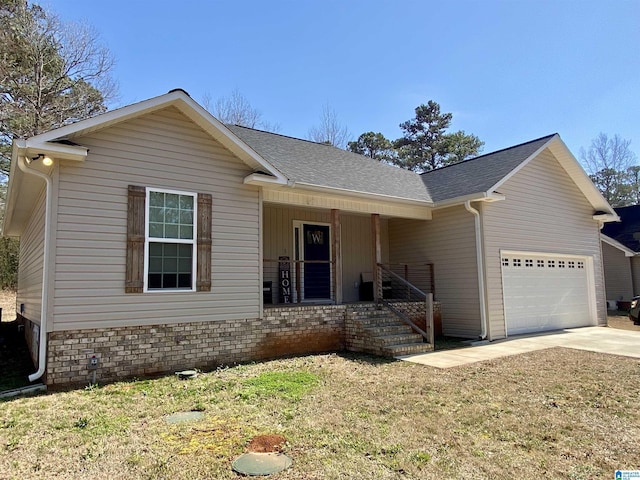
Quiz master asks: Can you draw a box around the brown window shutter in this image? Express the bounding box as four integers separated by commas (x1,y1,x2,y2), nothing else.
126,185,146,293
196,193,212,292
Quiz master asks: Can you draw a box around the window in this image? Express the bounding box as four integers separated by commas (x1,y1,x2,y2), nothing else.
537,260,545,268
126,185,212,294
502,258,509,267
525,259,533,267
146,189,196,290
513,258,522,267
548,260,555,268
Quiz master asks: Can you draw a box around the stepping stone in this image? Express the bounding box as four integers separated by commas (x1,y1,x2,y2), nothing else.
164,411,205,424
232,452,292,476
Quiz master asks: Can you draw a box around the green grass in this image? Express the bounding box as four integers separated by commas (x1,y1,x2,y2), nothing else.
0,350,638,479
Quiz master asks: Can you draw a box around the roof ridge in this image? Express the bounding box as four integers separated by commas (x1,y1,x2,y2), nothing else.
420,133,557,176
227,124,351,150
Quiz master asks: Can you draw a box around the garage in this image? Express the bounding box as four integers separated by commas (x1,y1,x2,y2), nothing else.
501,252,595,335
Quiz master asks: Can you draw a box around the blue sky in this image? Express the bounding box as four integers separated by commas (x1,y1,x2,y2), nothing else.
49,0,639,158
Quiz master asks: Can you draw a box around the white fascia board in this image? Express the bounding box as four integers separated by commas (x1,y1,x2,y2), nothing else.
601,233,637,256
243,173,287,186
16,139,88,162
593,213,620,223
288,181,434,207
432,191,505,210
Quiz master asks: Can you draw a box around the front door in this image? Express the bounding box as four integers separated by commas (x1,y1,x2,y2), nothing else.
302,224,331,299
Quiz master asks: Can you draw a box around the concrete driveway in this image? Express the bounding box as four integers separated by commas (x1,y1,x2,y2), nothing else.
399,326,640,368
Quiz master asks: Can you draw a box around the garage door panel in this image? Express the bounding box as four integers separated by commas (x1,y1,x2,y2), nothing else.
502,253,592,335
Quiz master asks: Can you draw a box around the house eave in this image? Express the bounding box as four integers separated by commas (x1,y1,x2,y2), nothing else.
432,191,506,210
601,233,636,257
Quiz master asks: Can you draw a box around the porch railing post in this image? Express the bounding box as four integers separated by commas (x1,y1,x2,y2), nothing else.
426,292,434,347
371,214,381,304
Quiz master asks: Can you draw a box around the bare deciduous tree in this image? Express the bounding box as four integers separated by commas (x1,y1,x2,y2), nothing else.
580,133,636,176
202,88,279,132
307,104,350,148
580,133,637,206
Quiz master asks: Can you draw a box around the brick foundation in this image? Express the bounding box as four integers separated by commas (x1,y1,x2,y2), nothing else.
43,302,441,386
46,304,350,386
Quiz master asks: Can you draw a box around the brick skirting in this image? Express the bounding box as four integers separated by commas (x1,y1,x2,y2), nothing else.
37,302,438,386
46,305,350,386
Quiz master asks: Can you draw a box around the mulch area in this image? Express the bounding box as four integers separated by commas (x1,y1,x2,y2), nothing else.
0,321,35,392
246,434,287,453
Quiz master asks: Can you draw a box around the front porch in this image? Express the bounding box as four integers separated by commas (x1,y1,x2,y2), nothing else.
261,203,438,352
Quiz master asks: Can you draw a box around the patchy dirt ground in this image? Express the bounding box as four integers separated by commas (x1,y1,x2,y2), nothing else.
0,289,16,322
607,311,640,331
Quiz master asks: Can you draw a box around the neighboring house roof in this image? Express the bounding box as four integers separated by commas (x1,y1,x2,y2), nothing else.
227,125,432,203
602,205,640,252
601,233,637,256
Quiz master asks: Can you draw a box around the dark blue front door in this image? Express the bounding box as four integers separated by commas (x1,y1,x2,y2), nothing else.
303,224,331,299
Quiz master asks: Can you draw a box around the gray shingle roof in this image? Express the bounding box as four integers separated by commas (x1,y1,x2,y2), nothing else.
420,134,556,202
227,125,432,202
229,125,556,206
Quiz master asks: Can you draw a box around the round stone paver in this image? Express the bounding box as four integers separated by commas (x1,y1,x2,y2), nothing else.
232,452,293,476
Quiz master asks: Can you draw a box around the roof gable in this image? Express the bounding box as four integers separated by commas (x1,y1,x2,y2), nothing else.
420,135,554,203
420,134,616,216
25,89,286,182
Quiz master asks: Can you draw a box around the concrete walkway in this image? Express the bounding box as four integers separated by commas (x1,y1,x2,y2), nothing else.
398,326,640,368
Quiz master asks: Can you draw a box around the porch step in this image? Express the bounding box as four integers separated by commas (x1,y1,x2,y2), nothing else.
375,332,424,346
348,305,433,358
384,342,433,357
364,324,413,336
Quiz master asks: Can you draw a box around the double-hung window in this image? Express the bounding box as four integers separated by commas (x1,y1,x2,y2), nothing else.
126,185,211,294
145,188,197,291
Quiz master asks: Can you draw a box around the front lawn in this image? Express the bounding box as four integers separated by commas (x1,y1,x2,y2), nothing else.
1,349,638,479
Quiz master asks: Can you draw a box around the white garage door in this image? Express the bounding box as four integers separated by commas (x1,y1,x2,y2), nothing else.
501,253,593,336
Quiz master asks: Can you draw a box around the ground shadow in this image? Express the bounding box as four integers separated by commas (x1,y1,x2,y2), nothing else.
0,321,35,392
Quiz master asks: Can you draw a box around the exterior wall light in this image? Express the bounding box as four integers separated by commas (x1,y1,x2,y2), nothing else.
29,154,54,166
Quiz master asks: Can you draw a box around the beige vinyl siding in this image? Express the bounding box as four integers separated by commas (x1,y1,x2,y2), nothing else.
601,242,633,302
52,106,260,330
263,205,388,303
631,257,640,297
17,188,46,324
389,206,481,338
482,149,605,339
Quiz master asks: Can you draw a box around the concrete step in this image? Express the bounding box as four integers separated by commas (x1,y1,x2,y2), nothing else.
375,333,424,346
384,342,433,357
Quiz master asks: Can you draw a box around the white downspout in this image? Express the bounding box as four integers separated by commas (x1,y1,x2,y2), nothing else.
17,156,52,382
465,200,488,340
